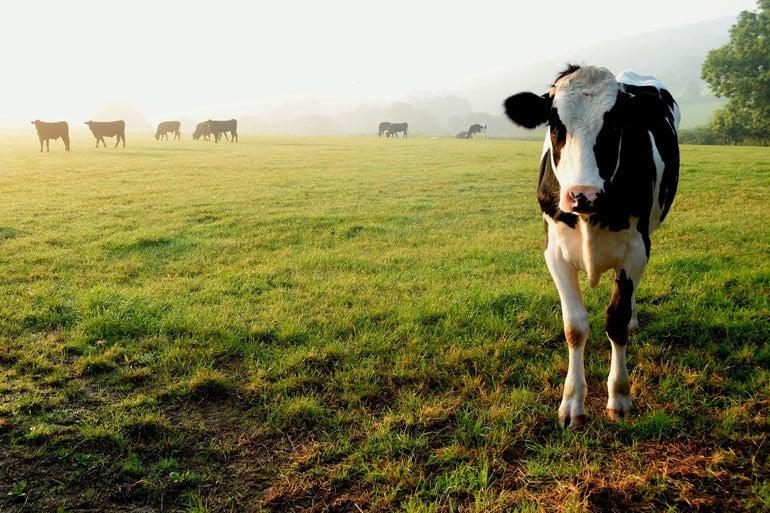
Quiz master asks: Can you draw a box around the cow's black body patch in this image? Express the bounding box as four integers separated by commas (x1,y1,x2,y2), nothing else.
605,269,634,344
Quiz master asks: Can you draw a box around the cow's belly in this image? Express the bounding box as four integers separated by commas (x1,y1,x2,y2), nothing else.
547,216,642,284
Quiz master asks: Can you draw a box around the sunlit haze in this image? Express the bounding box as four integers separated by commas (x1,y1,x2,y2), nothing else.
2,0,756,130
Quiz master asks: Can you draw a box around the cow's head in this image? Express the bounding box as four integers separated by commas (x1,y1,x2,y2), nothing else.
504,65,631,214
31,120,41,128
85,121,94,127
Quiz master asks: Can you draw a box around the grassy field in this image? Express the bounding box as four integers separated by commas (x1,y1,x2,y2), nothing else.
0,135,768,512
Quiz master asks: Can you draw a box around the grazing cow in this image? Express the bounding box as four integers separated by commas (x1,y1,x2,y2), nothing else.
208,119,238,143
386,122,408,138
466,123,487,139
85,120,126,148
378,122,392,137
155,121,181,141
456,131,468,139
503,65,679,428
192,121,213,141
31,120,69,152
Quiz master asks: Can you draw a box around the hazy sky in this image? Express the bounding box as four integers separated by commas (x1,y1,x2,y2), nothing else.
2,0,756,125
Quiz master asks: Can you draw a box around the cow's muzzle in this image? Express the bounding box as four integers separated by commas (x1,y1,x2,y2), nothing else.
561,186,600,214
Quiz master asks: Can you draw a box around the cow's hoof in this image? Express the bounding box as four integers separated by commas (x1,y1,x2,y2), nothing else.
559,413,587,429
606,395,633,420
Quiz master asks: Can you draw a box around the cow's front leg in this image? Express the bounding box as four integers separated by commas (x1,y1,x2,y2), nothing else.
605,244,646,419
545,243,588,429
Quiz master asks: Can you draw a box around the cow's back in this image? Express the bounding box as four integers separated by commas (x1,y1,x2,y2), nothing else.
616,71,680,131
158,121,180,131
91,121,125,135
37,121,68,136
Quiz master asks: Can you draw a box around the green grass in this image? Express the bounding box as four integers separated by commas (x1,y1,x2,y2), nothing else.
0,135,768,512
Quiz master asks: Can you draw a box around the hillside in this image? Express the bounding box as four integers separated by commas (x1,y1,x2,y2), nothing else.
458,16,734,129
235,17,735,136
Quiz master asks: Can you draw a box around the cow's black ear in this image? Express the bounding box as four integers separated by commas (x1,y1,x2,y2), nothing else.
504,92,551,129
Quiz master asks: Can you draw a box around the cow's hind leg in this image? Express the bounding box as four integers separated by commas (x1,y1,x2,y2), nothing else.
605,241,647,419
545,237,589,429
46,139,50,152
628,289,639,332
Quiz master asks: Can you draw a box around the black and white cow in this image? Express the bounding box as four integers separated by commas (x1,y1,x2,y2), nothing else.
503,65,679,428
378,122,392,137
466,123,487,139
386,122,408,138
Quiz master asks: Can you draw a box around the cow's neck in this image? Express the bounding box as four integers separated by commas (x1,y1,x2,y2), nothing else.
575,216,637,288
578,218,601,287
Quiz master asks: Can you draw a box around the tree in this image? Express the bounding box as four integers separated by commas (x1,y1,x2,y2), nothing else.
701,0,770,143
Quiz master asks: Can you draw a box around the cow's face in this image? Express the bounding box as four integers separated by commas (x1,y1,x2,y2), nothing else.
31,120,41,128
85,121,94,128
505,66,623,214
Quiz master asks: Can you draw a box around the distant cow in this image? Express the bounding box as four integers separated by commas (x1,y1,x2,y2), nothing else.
208,119,238,143
85,120,126,148
378,122,392,137
466,123,487,139
456,131,468,139
155,121,181,141
386,122,408,138
192,121,213,141
31,120,69,152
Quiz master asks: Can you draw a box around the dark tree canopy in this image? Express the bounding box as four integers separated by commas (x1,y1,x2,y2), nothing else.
701,0,770,143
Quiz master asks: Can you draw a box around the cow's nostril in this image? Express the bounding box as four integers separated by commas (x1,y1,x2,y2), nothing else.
570,191,583,200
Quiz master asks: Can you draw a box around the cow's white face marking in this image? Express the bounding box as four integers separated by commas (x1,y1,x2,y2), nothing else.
547,67,620,212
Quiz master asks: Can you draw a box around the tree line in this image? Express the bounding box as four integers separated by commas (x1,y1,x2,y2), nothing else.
685,0,770,145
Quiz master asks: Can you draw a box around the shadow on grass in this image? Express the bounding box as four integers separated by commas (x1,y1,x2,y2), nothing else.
0,226,18,243
103,234,193,260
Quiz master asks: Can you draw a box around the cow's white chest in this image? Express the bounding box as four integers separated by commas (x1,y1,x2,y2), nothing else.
547,216,641,286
